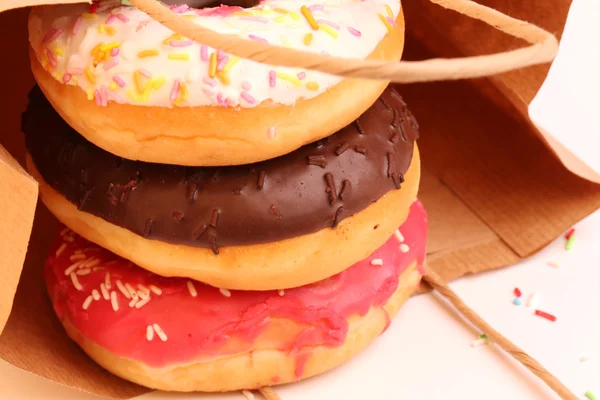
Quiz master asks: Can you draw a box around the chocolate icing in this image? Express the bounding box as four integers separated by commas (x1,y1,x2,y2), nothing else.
23,86,419,251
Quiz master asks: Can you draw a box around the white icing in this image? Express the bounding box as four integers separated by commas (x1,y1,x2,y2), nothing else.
28,0,400,108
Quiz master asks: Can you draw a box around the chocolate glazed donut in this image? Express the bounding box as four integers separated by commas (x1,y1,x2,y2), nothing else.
23,85,419,254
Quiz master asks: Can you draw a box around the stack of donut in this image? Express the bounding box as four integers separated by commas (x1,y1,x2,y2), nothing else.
23,0,427,393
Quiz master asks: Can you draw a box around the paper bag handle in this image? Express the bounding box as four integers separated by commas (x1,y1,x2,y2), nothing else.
129,0,559,83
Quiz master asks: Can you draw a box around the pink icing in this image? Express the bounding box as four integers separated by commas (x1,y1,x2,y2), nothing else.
46,201,427,369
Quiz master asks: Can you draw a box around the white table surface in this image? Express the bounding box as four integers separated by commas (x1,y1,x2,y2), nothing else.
2,0,600,399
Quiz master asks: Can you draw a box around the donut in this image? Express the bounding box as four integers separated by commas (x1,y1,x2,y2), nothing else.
27,1,405,166
24,84,420,290
45,200,427,391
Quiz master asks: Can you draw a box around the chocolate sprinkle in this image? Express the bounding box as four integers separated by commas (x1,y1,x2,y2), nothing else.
23,85,418,249
324,173,337,206
257,170,266,189
387,153,395,178
332,206,344,227
192,224,207,240
143,219,153,238
307,154,327,168
335,142,350,156
210,209,220,228
339,180,351,200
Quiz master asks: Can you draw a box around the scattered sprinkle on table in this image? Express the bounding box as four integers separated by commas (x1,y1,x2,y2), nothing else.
585,391,597,400
580,356,589,363
513,297,522,306
565,227,575,239
565,234,576,251
470,338,489,347
528,292,541,309
546,261,560,268
513,287,522,297
534,309,557,322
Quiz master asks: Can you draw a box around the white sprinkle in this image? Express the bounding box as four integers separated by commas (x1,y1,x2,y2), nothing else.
125,283,138,300
135,297,150,309
137,284,150,295
64,260,84,276
69,253,86,261
60,227,71,237
528,292,541,309
394,229,404,242
55,243,67,257
152,323,168,341
187,281,198,297
547,261,560,268
110,291,119,311
76,268,91,275
100,283,110,300
83,257,101,268
92,289,101,301
82,295,93,310
370,258,384,266
92,267,104,272
470,338,489,347
105,272,111,289
146,325,154,341
116,280,131,299
70,273,83,291
278,289,285,296
149,285,162,295
128,298,138,308
74,249,84,255
219,288,232,297
242,390,255,400
137,290,149,300
399,244,410,253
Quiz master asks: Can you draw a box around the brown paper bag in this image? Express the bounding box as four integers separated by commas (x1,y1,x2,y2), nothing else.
0,0,597,397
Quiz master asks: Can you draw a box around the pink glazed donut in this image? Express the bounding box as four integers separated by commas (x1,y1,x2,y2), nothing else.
45,201,427,392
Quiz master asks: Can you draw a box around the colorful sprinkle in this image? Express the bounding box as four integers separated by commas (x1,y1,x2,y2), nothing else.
222,56,240,73
168,53,190,61
103,57,119,70
241,16,269,23
308,4,324,11
585,392,597,400
209,53,217,78
109,81,118,90
306,81,319,91
217,55,229,71
378,13,394,34
470,338,488,347
106,14,116,25
219,288,232,297
170,79,180,102
200,45,208,61
110,47,120,57
203,76,217,87
546,261,560,268
565,235,575,250
385,4,394,17
300,5,319,30
276,72,302,86
86,87,94,100
513,297,522,306
370,258,383,266
72,16,83,35
139,68,152,78
62,73,72,83
297,71,306,80
290,11,301,21
138,49,159,58
248,34,268,43
273,8,288,14
170,40,194,47
269,70,276,87
42,28,63,44
319,24,339,38
348,26,362,37
115,13,129,23
240,91,256,104
216,71,230,85
84,67,96,84
527,292,541,309
241,80,252,91
113,75,126,88
275,16,285,23
82,12,98,19
316,19,340,30
303,33,313,46
152,76,166,90
514,287,522,297
133,70,144,93
565,228,575,239
534,309,556,322
46,49,57,66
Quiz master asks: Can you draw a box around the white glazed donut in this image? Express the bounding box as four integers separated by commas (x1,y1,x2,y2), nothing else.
28,1,405,166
